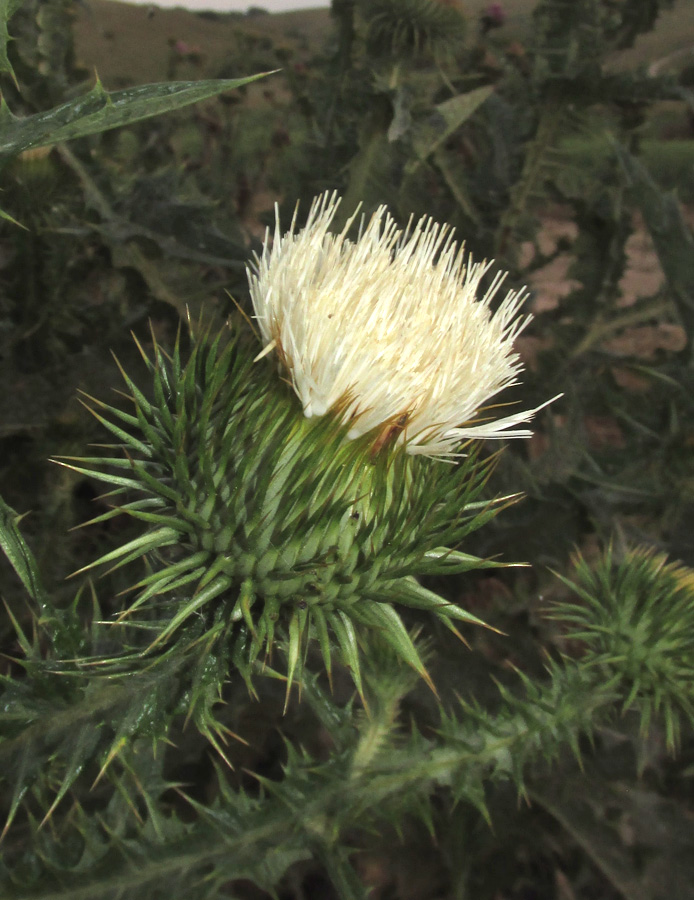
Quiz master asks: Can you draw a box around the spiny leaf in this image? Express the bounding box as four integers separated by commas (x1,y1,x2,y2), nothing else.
71,526,182,577
383,576,494,630
52,458,147,492
315,845,369,900
421,547,509,575
0,72,276,160
408,85,494,172
79,405,153,456
0,0,22,85
0,202,26,228
148,574,233,648
329,611,366,705
39,723,103,827
0,495,46,603
311,606,334,690
2,597,33,657
351,601,435,694
284,606,309,713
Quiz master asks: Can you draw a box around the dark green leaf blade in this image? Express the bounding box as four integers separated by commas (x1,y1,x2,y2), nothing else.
0,0,22,83
0,71,275,159
0,495,45,603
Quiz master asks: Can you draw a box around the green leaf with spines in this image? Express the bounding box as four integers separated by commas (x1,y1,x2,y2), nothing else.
310,606,334,688
79,390,142,429
127,459,189,506
419,546,510,575
1,598,676,895
72,497,169,533
39,721,103,827
83,405,154,457
52,459,148,493
0,0,22,84
194,553,234,595
408,86,494,172
2,598,34,658
284,607,308,712
329,610,366,703
72,526,182,577
0,495,46,604
381,576,492,630
133,550,211,589
150,575,234,649
350,600,433,691
0,73,274,160
316,845,370,900
141,565,209,605
0,202,26,227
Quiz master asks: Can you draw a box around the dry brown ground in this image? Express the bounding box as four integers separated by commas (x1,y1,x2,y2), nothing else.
518,205,686,459
523,206,685,362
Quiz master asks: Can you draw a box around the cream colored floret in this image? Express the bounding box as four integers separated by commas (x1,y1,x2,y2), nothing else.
248,192,555,458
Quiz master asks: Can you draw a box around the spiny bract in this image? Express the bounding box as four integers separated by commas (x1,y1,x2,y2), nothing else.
64,326,506,703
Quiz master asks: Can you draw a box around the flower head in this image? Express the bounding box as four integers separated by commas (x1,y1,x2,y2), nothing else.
248,193,552,458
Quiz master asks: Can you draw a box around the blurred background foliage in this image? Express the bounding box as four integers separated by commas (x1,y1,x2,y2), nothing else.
2,0,694,898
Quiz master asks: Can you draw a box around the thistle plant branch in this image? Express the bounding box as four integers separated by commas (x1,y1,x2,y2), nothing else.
0,641,654,899
3,512,694,895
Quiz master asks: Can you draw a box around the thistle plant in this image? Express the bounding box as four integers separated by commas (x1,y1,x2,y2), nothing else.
63,193,552,703
359,0,467,63
4,2,694,897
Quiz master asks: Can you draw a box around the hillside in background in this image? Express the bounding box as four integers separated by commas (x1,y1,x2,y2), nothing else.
73,0,334,86
73,0,694,88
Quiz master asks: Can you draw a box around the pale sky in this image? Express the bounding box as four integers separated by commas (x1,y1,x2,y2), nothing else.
122,0,330,11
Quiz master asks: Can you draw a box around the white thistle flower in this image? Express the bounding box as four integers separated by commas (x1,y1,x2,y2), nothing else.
247,192,555,458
